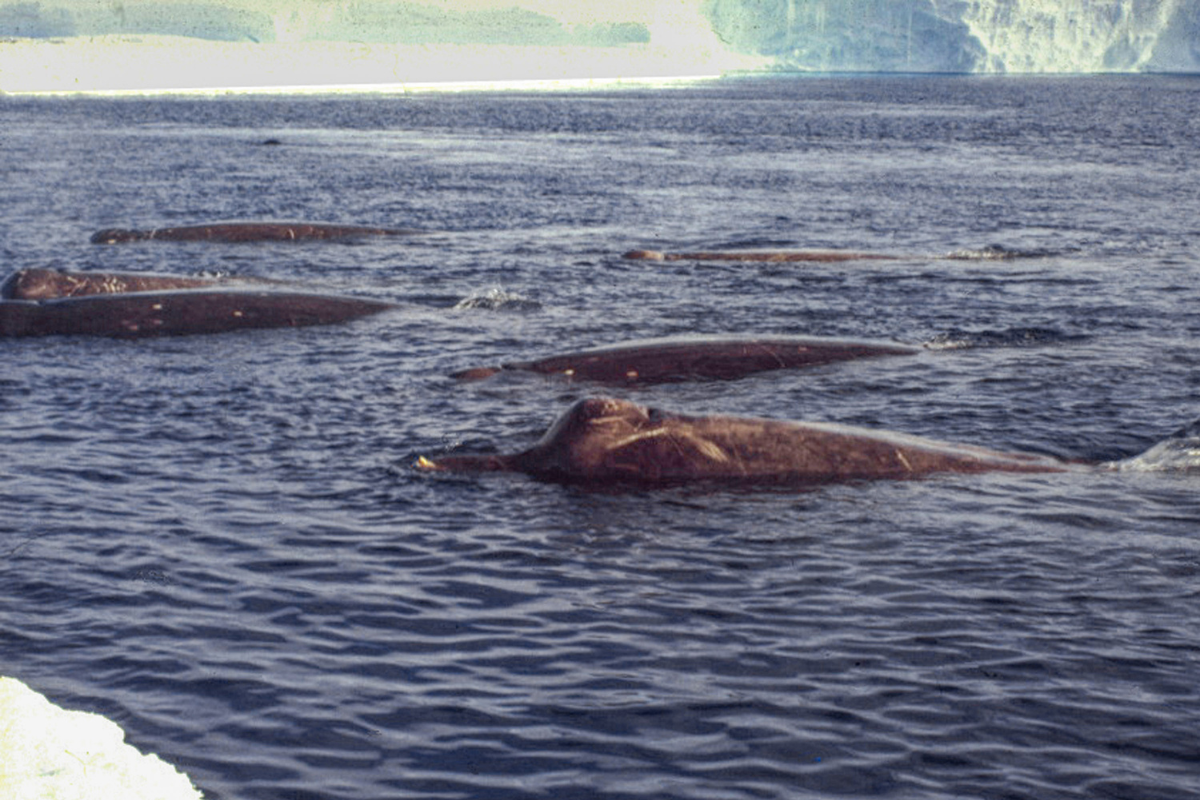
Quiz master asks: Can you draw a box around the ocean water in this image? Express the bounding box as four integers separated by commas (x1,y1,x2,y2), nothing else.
2,75,1199,800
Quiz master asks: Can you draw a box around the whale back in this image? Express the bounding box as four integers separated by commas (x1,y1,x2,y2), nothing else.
500,398,1069,486
2,268,225,300
622,249,898,262
91,222,423,244
455,335,919,386
0,290,396,338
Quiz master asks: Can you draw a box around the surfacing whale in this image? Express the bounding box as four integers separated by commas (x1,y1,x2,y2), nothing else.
451,335,919,386
1,267,276,300
0,268,396,338
623,245,1053,263
90,221,424,244
623,249,897,263
417,397,1074,488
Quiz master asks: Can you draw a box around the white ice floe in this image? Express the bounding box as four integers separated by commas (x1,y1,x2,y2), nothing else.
0,676,203,800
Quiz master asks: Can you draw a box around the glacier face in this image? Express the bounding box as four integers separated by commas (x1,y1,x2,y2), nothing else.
703,0,1200,72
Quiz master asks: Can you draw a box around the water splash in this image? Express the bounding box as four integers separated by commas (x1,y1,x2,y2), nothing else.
1109,434,1200,472
943,244,1057,260
453,287,542,312
923,326,1087,350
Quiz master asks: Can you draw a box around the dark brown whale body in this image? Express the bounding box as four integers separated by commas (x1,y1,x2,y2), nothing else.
1,266,275,300
452,335,919,386
623,249,898,263
90,222,424,244
0,268,396,338
623,246,1043,263
418,398,1071,487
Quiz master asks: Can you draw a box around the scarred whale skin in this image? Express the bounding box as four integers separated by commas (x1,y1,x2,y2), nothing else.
417,397,1071,487
0,268,396,338
623,249,898,262
624,246,1048,263
451,335,919,386
1,266,271,300
90,221,424,244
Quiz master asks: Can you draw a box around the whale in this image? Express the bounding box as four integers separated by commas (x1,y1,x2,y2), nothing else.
416,397,1074,488
1,266,277,300
90,221,425,244
623,249,898,263
451,335,919,386
0,268,396,338
623,246,1050,263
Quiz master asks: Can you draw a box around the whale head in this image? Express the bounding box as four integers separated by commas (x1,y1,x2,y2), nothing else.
90,228,141,244
512,397,722,483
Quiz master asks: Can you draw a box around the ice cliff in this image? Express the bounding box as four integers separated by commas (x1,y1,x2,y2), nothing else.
703,0,1200,72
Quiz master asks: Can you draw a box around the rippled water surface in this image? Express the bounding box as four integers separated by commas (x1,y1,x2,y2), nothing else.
2,75,1200,800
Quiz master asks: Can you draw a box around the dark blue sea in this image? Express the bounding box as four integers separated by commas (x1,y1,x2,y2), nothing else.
2,75,1200,800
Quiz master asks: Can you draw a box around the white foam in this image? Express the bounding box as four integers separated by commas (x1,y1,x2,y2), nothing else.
1109,436,1200,472
0,676,203,800
453,287,540,311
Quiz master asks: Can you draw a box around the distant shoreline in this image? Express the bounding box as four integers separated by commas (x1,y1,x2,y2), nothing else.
0,34,769,94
